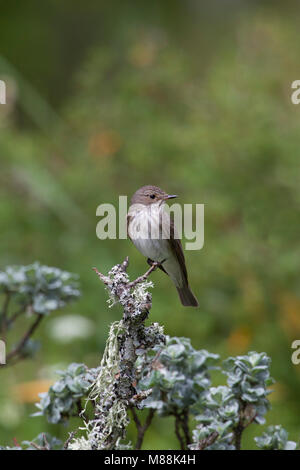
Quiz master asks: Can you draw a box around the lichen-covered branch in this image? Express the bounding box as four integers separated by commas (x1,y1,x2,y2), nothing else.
70,257,165,450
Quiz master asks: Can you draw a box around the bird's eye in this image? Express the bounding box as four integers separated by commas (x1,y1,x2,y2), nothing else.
150,194,155,199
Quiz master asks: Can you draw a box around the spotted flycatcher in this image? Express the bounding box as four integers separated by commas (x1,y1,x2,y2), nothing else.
127,185,198,307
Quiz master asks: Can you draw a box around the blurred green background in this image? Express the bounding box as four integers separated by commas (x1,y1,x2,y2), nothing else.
0,0,300,450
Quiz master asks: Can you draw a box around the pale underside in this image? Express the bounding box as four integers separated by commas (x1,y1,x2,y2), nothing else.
127,203,184,288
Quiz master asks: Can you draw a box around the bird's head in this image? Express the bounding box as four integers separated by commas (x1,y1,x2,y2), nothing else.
130,185,177,206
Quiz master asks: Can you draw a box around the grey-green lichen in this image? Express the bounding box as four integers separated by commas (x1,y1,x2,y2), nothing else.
71,321,128,450
70,259,165,450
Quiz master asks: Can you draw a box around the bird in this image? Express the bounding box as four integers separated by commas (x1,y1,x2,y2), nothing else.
127,185,198,307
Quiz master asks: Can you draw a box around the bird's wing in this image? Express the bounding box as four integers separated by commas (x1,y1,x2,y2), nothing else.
127,214,133,241
166,215,189,285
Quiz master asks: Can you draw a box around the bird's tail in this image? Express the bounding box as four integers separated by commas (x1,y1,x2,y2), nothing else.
176,285,198,307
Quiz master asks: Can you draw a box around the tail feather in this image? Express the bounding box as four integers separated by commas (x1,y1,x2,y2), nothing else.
176,286,198,307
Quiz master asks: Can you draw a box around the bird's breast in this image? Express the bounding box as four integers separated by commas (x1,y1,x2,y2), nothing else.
128,205,171,262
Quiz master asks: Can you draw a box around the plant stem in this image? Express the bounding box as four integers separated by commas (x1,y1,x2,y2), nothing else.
233,423,243,450
127,261,161,288
174,413,185,450
181,409,191,448
6,313,43,362
131,408,155,450
7,305,27,327
198,431,219,450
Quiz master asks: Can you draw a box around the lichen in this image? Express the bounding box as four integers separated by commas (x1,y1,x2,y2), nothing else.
70,259,165,450
132,280,153,308
68,436,91,450
71,321,128,450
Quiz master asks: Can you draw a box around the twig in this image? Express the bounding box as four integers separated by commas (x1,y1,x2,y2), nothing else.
92,257,130,286
29,442,45,450
6,313,43,361
7,305,27,327
64,431,76,450
174,413,185,450
131,408,155,450
77,400,83,416
173,409,191,450
30,433,50,450
92,267,110,285
233,423,243,450
131,407,142,429
128,262,161,288
197,431,219,450
181,409,191,448
42,433,51,450
232,402,257,450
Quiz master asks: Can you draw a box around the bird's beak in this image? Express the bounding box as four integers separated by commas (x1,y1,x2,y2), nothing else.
166,194,177,199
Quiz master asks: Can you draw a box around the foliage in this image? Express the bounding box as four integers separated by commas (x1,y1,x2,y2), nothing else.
34,363,96,424
0,262,80,315
254,425,297,451
135,339,296,450
137,336,219,415
5,331,300,450
22,433,63,450
0,433,63,451
1,0,300,448
190,386,238,450
190,352,275,450
0,261,299,450
0,263,80,363
223,352,274,425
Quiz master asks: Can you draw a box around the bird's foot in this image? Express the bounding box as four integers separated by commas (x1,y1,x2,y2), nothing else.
129,259,166,289
147,258,166,268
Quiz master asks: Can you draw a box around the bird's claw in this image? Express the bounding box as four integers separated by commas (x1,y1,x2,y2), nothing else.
147,258,166,268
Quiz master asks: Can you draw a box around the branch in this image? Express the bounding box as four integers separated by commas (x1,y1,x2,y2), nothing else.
173,409,191,450
233,423,243,450
197,431,219,450
175,413,185,450
181,409,191,448
30,433,50,451
131,408,155,450
74,257,165,450
7,304,27,327
233,402,257,450
6,313,43,362
128,261,161,288
64,431,77,450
